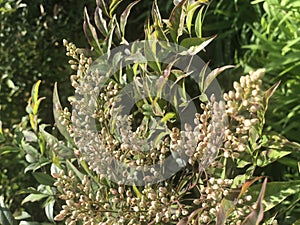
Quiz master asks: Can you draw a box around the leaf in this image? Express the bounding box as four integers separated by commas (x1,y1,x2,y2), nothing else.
132,183,142,198
109,0,123,17
53,83,74,145
23,130,38,142
195,6,204,38
179,35,216,55
84,7,101,52
120,0,140,37
203,65,235,93
32,172,54,186
262,81,281,112
152,0,169,43
21,194,48,205
31,80,41,107
168,0,187,42
248,180,300,212
44,197,55,222
186,2,202,34
66,159,84,180
0,196,17,225
0,145,20,155
161,112,176,123
180,37,210,49
256,149,291,167
39,124,58,147
242,178,267,225
216,189,240,225
94,6,108,37
96,0,109,17
216,177,263,225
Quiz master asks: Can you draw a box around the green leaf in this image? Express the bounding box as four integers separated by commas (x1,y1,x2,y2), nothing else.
44,197,55,222
0,196,17,225
180,37,210,49
262,81,281,113
179,35,216,55
152,0,169,43
109,0,123,17
203,65,235,93
161,112,176,123
39,124,58,147
94,6,108,37
31,80,41,106
132,183,142,198
216,177,263,225
168,0,187,42
120,0,140,37
32,172,54,186
256,149,291,167
248,180,300,212
195,6,204,38
21,193,48,205
0,145,20,155
84,7,101,52
66,159,84,180
186,2,202,35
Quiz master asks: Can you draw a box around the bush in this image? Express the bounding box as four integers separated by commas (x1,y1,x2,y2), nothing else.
1,0,300,224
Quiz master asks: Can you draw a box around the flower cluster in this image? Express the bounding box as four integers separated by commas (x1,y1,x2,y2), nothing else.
54,170,185,224
222,69,265,159
55,38,270,224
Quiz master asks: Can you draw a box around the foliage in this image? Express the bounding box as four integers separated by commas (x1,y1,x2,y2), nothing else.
241,0,300,143
0,0,300,224
0,0,94,127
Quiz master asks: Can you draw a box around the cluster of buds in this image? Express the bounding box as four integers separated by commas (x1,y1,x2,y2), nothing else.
59,37,269,224
222,69,265,159
63,39,93,89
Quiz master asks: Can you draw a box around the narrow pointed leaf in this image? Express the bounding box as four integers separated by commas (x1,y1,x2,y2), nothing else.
195,6,204,38
109,0,123,17
0,196,16,225
186,2,202,34
94,6,108,36
242,178,267,225
84,7,101,51
203,65,235,92
168,0,187,42
120,0,140,37
179,35,216,55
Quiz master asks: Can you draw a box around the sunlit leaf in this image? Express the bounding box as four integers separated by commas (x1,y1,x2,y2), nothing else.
179,35,216,55
195,6,204,38
248,180,300,212
120,0,140,37
186,2,202,35
203,65,235,93
0,196,16,225
84,7,101,52
94,6,108,36
44,197,55,222
168,0,187,42
242,178,267,225
109,0,123,17
21,193,48,205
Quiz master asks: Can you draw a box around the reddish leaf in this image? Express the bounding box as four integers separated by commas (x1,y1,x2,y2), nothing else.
242,178,268,225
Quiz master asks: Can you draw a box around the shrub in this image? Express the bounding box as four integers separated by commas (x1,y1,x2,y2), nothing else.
1,0,300,224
